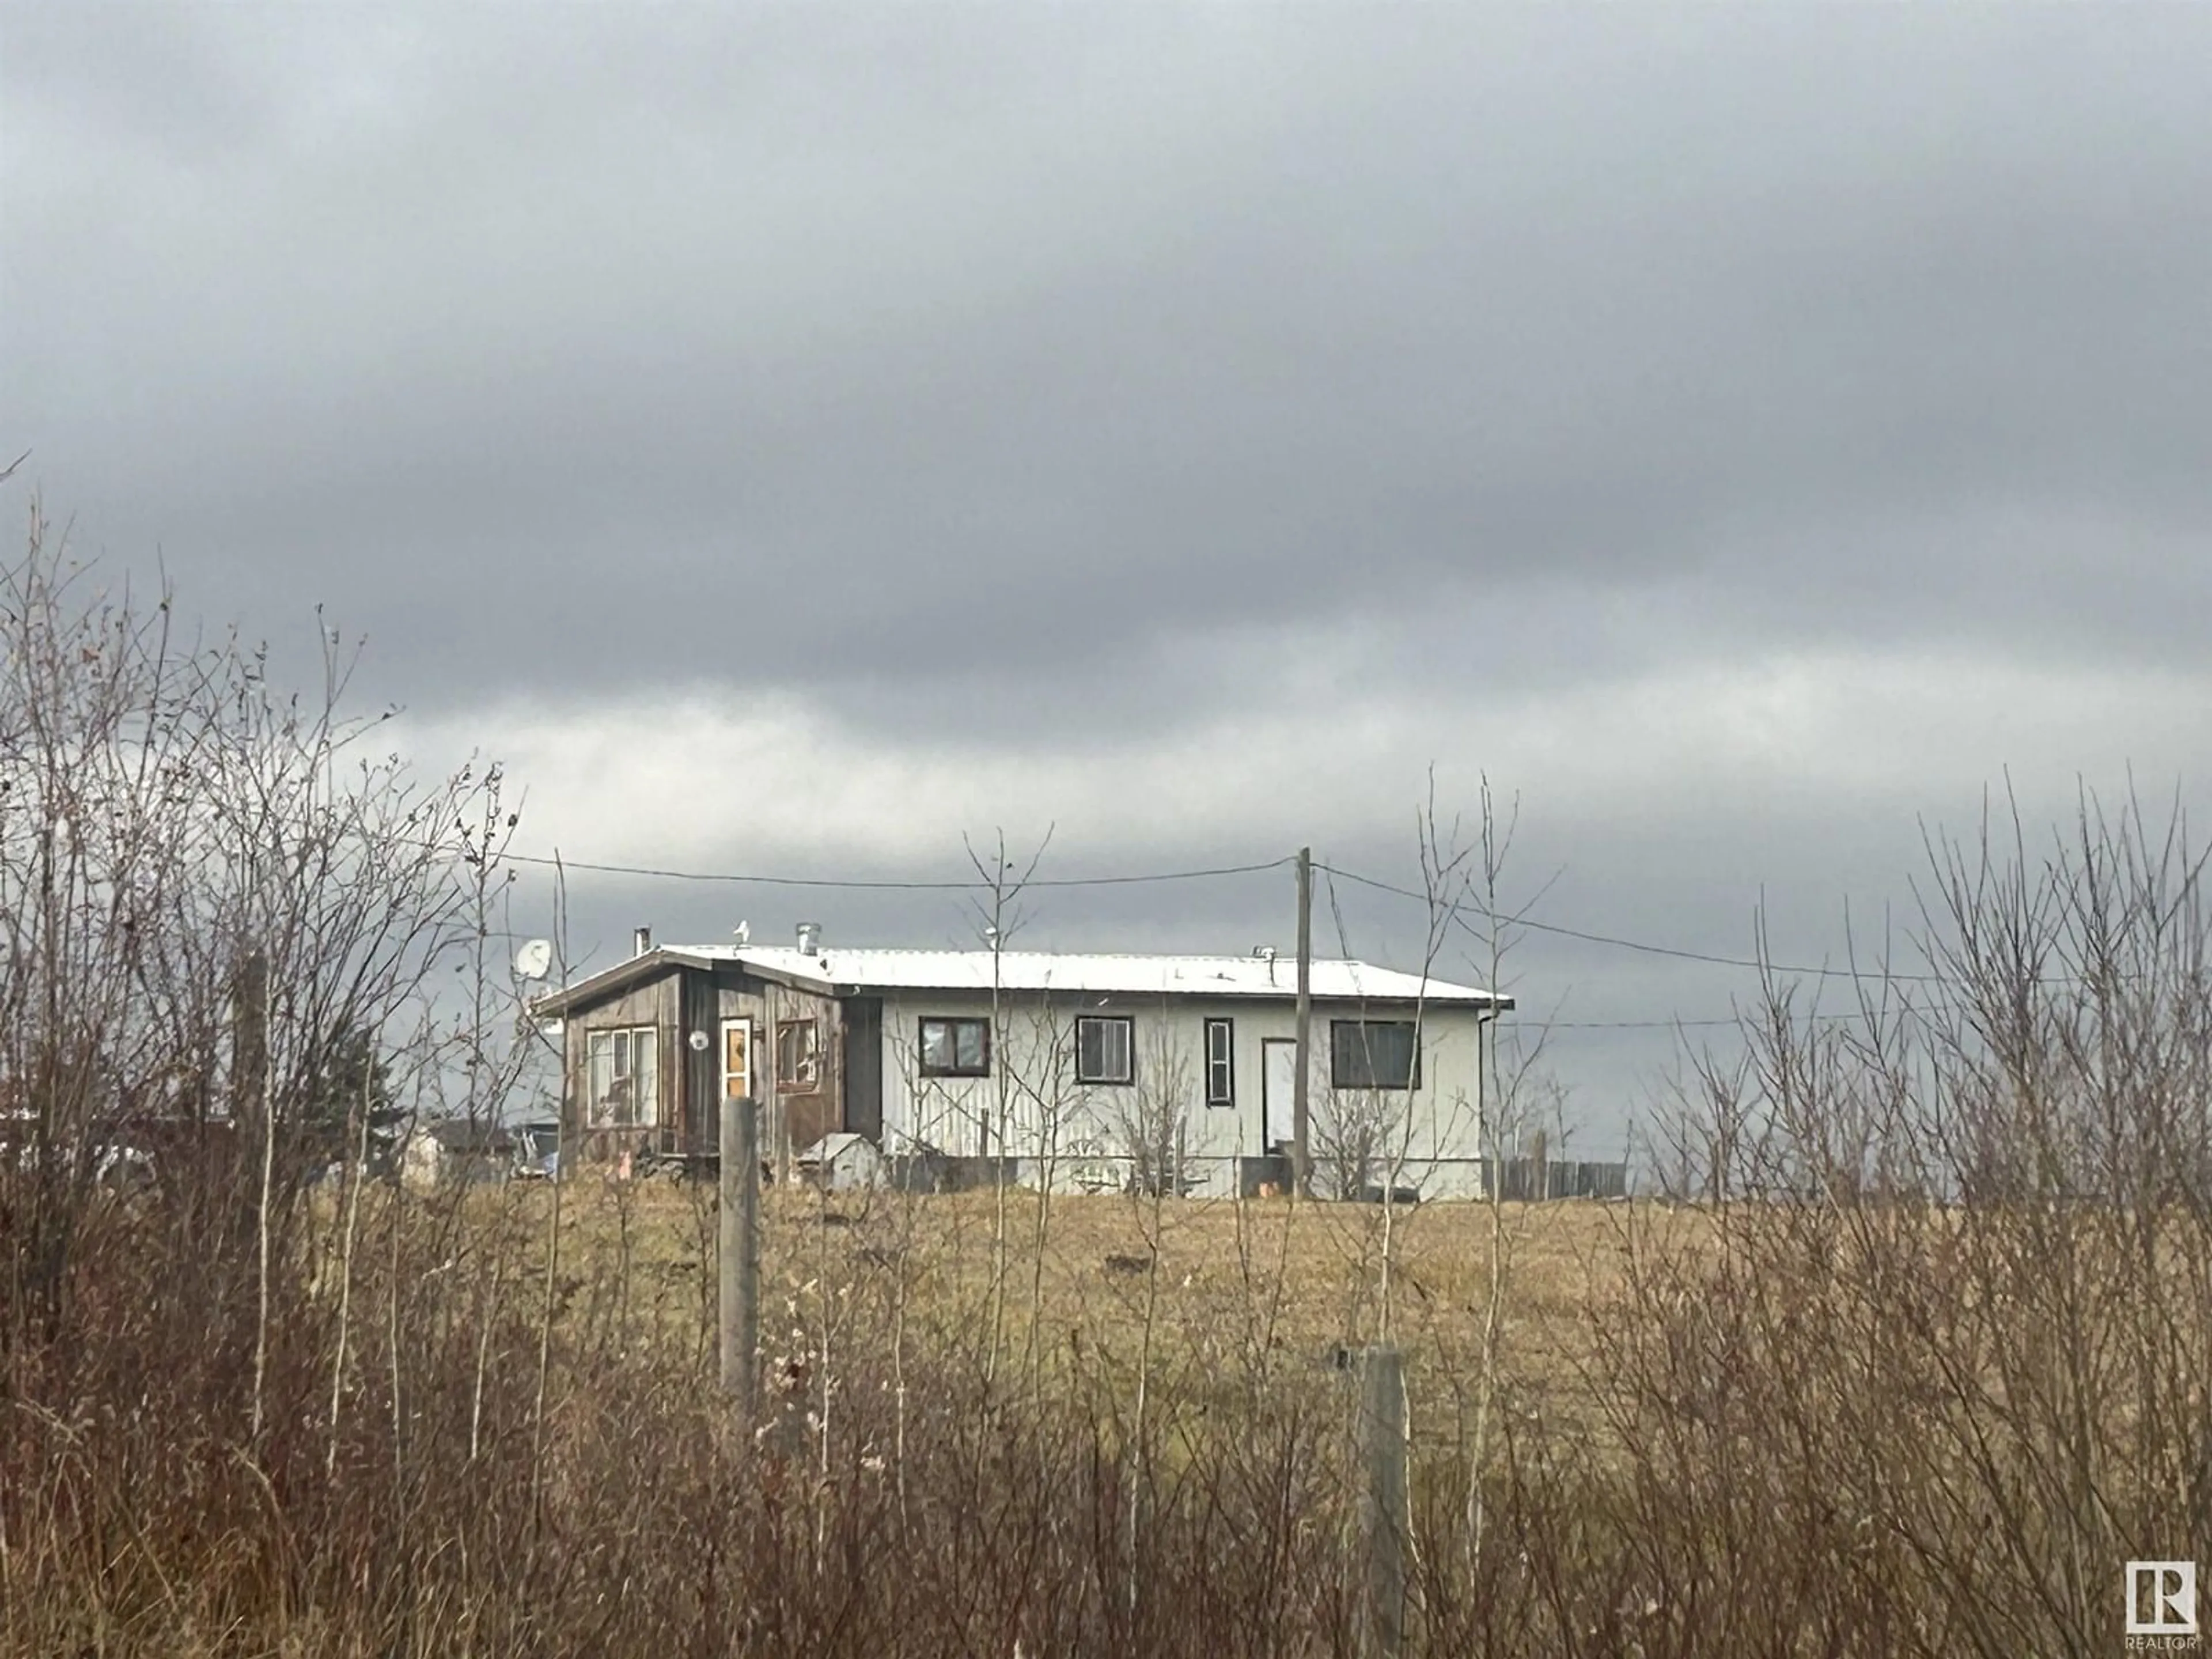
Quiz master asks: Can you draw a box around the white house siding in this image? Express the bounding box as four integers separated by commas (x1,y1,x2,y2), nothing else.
873,988,1490,1199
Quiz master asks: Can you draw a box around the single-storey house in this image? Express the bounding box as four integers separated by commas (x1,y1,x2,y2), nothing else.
528,930,1512,1199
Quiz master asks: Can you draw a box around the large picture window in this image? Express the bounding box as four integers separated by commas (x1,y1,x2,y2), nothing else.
586,1026,660,1127
1330,1020,1420,1090
1075,1015,1135,1086
918,1017,990,1078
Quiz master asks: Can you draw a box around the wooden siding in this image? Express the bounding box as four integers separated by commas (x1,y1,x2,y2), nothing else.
709,972,845,1160
740,977,843,1157
562,963,846,1161
679,968,720,1153
562,972,681,1161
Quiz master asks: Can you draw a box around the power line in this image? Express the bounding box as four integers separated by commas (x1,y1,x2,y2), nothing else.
1536,1010,1911,1031
1541,1016,1750,1031
495,842,1934,982
1314,861,1951,983
494,848,1297,892
476,838,2120,1032
483,839,1959,991
478,839,2017,1029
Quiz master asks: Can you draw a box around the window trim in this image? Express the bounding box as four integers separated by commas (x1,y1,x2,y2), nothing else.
721,1018,752,1104
1075,1014,1136,1087
775,1017,822,1091
1329,1018,1422,1092
585,1024,661,1128
1203,1017,1235,1107
917,1016,991,1079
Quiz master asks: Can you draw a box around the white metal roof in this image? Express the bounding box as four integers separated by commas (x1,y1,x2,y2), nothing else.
529,943,1510,1017
717,945,1504,1005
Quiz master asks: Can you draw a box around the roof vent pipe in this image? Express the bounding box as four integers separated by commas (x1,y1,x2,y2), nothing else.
633,926,652,957
796,922,821,957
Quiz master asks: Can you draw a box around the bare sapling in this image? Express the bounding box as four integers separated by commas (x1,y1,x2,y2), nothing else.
961,826,1050,1397
1461,773,1556,1577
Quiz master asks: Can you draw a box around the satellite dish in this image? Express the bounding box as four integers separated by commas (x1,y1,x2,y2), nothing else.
688,1029,710,1053
513,939,554,981
733,920,750,947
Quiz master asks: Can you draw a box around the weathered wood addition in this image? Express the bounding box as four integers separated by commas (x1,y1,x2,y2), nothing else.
546,949,852,1166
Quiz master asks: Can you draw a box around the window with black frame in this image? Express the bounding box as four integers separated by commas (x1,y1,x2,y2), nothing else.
918,1016,990,1078
1203,1017,1234,1106
1330,1019,1420,1090
1075,1014,1134,1086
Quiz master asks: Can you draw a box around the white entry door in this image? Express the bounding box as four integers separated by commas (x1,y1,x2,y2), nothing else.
1262,1039,1299,1153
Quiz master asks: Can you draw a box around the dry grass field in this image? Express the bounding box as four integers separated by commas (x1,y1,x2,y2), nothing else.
509,1180,1662,1438
10,1159,2207,1657
537,1181,1641,1341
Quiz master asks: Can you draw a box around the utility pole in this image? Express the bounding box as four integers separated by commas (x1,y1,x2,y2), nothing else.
1293,846,1313,1197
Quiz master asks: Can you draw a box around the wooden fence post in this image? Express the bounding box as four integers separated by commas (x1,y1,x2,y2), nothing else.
720,1094,759,1420
1355,1344,1409,1657
232,944,270,1138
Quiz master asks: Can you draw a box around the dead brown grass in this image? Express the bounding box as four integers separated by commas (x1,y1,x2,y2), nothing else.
483,1181,1658,1426
10,1164,2200,1658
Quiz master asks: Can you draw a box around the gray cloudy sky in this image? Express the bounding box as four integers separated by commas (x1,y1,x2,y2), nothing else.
6,4,2210,1150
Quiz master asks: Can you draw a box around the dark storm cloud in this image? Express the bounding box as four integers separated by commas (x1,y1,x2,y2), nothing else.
5,5,2207,724
8,4,2211,1149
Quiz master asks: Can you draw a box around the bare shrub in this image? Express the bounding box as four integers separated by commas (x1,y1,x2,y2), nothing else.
1298,1077,1387,1200
1112,1014,1195,1200
1595,785,2212,1655
10,497,2199,1656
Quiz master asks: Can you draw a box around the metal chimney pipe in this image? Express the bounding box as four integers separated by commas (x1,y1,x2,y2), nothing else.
634,926,653,957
